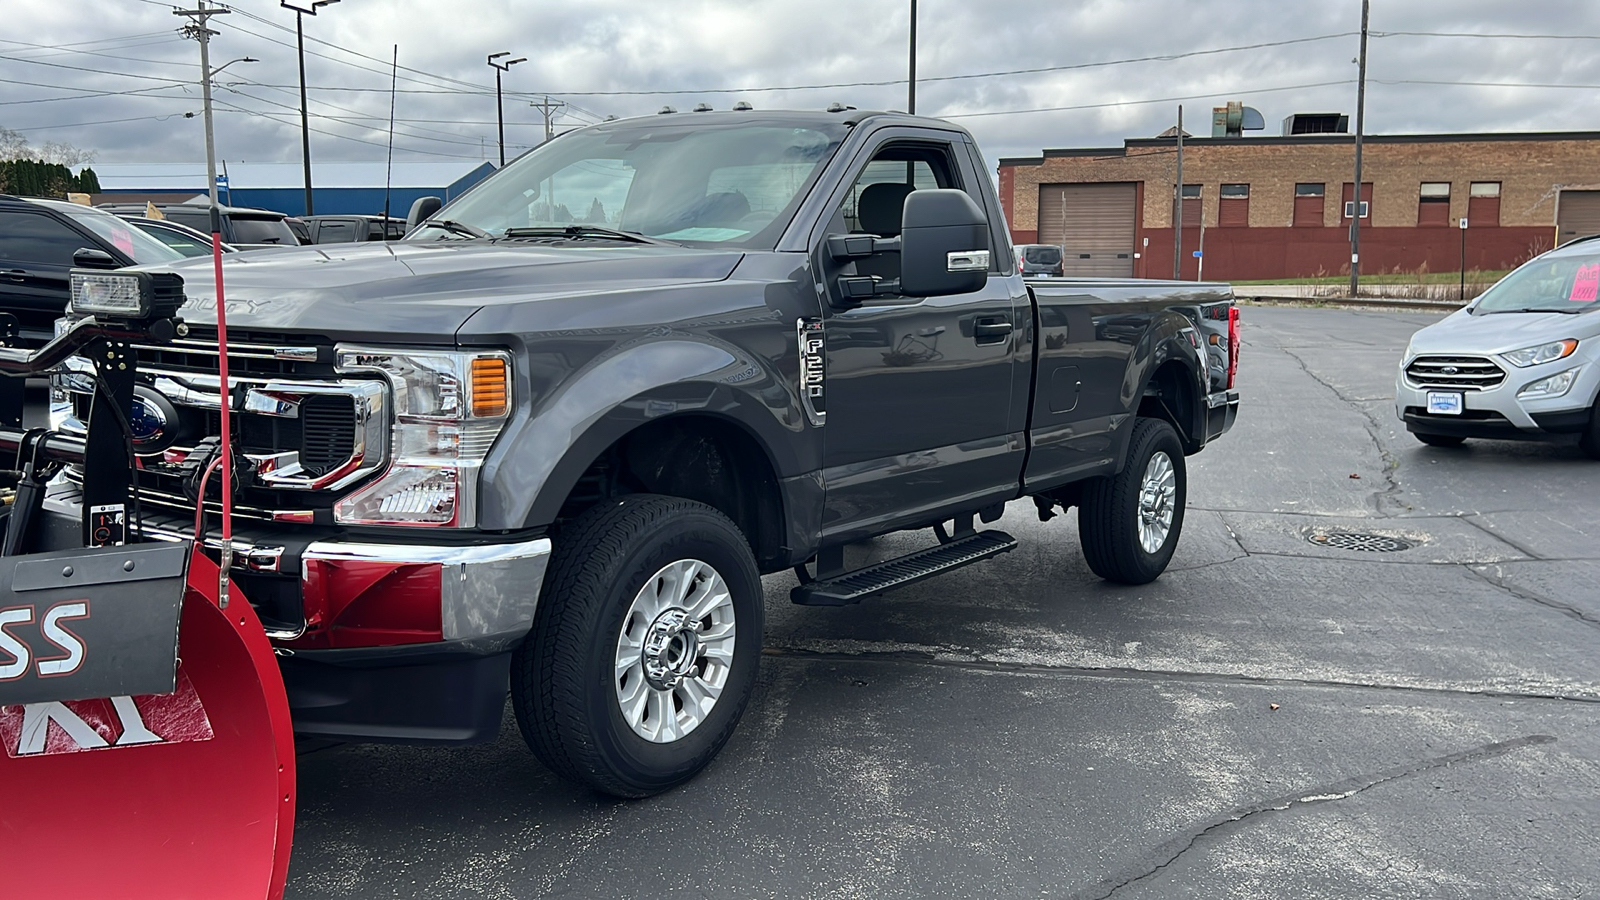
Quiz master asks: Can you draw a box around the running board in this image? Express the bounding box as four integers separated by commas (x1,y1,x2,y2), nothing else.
790,530,1017,607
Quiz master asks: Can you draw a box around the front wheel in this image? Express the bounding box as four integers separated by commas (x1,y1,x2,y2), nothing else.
512,495,763,798
1078,418,1187,585
1579,399,1600,460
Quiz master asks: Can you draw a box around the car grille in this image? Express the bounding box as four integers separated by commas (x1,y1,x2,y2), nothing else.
1405,355,1506,391
57,333,388,516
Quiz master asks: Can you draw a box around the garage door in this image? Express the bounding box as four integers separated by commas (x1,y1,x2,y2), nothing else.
1558,190,1600,244
1036,183,1136,277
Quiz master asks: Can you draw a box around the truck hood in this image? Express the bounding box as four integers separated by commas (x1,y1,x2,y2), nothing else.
156,241,744,341
1409,307,1600,357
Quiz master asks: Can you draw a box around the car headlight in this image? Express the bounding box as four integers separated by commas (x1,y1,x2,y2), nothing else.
1502,339,1577,368
1517,366,1580,399
332,346,512,527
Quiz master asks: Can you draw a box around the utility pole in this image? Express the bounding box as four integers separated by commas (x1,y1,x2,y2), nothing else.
1172,105,1184,280
908,0,917,114
530,95,565,144
487,51,525,166
1349,0,1370,297
175,1,229,235
282,0,339,217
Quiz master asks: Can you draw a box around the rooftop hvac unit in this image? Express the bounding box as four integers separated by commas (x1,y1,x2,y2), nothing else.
1210,101,1265,137
1282,113,1350,135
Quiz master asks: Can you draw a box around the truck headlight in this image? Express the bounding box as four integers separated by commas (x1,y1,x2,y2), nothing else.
1517,367,1580,399
332,346,512,527
1503,339,1577,368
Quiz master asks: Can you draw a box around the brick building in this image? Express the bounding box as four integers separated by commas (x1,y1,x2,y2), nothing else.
998,131,1600,281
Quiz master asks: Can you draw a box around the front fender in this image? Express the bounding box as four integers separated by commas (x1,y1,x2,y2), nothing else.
477,331,811,531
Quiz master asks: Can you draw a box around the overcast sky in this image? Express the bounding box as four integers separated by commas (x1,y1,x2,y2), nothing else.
4,0,1599,176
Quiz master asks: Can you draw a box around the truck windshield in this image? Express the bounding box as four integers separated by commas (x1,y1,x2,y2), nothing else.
420,117,847,248
1473,251,1600,314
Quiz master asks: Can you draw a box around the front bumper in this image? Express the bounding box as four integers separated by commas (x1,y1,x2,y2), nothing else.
1395,359,1598,440
40,487,551,744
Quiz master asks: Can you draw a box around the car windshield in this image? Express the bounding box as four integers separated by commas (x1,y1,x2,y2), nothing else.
50,203,185,264
416,117,847,248
1473,250,1600,314
132,222,215,258
1023,246,1062,264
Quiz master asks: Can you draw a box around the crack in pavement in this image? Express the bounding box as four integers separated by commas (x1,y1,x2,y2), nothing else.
1458,513,1546,561
1468,564,1600,633
1277,345,1406,517
1071,734,1557,900
760,647,1600,706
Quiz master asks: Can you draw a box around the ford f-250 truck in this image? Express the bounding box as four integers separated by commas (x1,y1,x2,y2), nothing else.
48,109,1239,797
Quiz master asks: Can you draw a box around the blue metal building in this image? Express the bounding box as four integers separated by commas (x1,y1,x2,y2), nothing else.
92,161,496,217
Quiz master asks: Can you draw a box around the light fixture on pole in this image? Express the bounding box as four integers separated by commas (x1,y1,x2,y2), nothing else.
282,0,340,217
487,51,526,167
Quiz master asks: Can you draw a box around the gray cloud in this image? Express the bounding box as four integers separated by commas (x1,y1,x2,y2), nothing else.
3,0,1598,176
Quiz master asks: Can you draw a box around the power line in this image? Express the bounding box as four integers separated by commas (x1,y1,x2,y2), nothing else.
211,97,502,159
9,112,196,131
1377,30,1600,40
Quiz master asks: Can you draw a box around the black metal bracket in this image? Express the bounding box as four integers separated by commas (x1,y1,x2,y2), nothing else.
827,234,901,261
81,340,136,548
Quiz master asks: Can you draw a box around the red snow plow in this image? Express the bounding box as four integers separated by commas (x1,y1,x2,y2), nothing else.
0,272,296,897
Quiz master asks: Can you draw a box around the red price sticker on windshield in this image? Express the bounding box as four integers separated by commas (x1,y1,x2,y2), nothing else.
1571,263,1600,303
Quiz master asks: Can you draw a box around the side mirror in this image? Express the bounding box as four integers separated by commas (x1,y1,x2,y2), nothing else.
406,196,444,231
898,189,991,297
72,247,121,270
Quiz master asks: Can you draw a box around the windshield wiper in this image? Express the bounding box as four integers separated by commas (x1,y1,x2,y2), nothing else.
1484,306,1586,314
416,219,491,239
500,225,669,245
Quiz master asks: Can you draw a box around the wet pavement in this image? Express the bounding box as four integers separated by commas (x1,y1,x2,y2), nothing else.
287,306,1600,899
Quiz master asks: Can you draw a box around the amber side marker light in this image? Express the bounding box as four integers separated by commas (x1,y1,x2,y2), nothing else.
470,357,509,417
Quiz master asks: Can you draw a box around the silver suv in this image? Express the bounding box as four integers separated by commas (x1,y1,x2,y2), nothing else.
1396,235,1600,457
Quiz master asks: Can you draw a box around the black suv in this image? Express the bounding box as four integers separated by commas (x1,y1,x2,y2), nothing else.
1016,243,1065,277
96,202,301,250
300,214,406,243
0,195,186,343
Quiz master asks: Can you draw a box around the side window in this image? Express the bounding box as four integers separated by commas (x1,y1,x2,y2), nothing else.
316,221,357,243
162,209,210,231
0,212,89,267
838,147,957,237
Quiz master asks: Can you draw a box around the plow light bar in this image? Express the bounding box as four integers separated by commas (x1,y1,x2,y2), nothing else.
69,270,186,321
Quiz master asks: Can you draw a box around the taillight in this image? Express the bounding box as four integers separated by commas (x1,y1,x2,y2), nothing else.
1226,306,1240,389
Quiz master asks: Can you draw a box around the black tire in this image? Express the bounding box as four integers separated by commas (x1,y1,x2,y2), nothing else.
1078,418,1187,585
512,494,763,798
1579,401,1600,460
1414,432,1466,448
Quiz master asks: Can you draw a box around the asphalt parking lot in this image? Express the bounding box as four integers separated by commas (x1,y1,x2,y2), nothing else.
285,305,1600,900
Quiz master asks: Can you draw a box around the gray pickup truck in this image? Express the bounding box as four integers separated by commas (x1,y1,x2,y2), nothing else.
49,109,1239,797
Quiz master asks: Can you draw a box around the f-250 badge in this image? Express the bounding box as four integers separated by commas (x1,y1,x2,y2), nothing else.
797,318,826,425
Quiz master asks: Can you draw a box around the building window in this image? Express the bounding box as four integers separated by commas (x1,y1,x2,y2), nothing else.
1468,182,1501,227
1418,182,1451,227
1180,183,1201,228
1293,183,1324,226
1341,182,1372,220
1219,183,1249,227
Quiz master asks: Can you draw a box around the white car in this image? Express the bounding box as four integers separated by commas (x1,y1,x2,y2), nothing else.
1396,235,1600,457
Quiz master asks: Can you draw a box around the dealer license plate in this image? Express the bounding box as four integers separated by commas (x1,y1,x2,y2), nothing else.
1426,391,1464,415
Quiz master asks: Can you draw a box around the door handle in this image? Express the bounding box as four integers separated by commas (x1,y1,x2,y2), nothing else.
973,318,1012,344
1,269,25,282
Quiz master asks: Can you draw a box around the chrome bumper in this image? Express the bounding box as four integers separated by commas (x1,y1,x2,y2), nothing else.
302,537,552,642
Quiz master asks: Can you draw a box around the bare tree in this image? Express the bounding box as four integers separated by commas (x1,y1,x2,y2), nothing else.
0,126,29,161
40,141,95,166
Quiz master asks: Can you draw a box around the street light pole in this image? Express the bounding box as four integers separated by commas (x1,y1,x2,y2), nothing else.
908,0,917,114
487,52,526,167
282,0,339,218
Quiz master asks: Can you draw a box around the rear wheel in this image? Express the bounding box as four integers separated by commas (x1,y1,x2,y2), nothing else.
1079,418,1187,585
1414,432,1466,448
512,495,763,798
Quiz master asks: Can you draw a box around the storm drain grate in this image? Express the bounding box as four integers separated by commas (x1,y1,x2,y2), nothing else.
1306,531,1414,553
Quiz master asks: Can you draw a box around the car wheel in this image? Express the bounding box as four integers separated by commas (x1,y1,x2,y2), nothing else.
1579,401,1600,460
1079,418,1187,585
512,494,763,798
1414,432,1466,448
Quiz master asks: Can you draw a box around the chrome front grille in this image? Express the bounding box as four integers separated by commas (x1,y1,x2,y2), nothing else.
1405,355,1506,391
55,333,390,506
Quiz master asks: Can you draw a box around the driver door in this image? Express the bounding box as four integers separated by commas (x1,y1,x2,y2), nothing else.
812,134,1024,543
